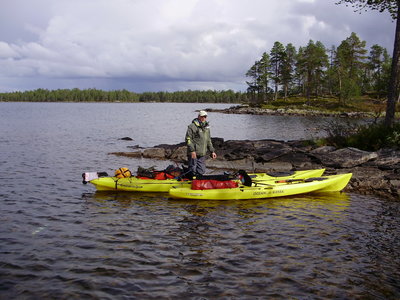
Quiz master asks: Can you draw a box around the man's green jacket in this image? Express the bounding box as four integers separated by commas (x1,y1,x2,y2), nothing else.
185,118,215,157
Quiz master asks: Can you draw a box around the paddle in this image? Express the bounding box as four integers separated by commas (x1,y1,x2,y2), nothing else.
252,177,328,186
249,181,273,188
274,178,307,183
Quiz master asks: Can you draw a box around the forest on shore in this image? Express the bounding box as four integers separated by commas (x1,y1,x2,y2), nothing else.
0,88,244,103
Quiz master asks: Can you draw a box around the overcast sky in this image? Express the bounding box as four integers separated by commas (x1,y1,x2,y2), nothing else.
0,0,395,93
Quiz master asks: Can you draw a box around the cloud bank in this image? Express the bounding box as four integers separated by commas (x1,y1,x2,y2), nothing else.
0,0,395,92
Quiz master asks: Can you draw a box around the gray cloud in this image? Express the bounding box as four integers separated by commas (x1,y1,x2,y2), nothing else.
291,1,394,51
0,0,395,92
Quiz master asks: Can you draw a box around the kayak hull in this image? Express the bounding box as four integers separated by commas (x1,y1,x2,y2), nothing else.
169,173,352,200
88,168,326,192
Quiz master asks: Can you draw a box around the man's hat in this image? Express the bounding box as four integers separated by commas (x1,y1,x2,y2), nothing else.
198,110,207,117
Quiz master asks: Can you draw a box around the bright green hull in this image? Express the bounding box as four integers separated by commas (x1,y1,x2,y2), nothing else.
90,177,190,192
169,173,352,200
89,169,326,192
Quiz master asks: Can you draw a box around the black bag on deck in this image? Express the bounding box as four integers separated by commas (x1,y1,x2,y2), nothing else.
238,170,252,187
137,166,156,178
164,165,183,178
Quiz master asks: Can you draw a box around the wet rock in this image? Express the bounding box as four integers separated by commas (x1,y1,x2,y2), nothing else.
211,137,225,148
310,146,336,154
119,137,133,141
110,151,142,158
142,148,166,159
168,146,187,161
272,152,317,169
205,157,293,172
371,148,400,168
311,147,378,168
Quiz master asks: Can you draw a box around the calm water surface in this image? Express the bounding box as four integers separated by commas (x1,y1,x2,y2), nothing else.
1,102,399,299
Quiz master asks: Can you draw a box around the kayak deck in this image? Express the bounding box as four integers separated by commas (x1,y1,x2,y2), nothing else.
250,168,325,182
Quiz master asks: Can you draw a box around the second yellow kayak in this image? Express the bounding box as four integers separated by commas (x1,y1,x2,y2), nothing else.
169,173,352,200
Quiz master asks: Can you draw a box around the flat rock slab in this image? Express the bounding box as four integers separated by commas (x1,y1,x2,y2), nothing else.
312,147,378,168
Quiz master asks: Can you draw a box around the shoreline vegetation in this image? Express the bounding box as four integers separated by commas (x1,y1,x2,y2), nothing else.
0,88,244,103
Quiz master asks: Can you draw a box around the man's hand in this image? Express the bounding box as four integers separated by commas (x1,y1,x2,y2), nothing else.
191,152,197,159
211,152,217,159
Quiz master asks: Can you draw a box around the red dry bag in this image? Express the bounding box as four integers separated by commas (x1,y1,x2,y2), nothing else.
191,180,238,190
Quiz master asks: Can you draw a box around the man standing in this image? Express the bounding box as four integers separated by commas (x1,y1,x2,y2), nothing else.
185,110,217,176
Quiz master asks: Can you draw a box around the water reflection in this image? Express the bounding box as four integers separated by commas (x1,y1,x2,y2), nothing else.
83,190,350,214
82,190,357,298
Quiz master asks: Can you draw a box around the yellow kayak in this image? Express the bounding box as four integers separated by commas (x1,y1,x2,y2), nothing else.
169,173,352,200
85,169,325,192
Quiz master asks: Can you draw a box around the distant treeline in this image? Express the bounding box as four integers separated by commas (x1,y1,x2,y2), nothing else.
0,88,245,103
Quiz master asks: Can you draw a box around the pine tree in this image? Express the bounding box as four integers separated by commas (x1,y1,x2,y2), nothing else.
335,32,367,103
270,41,285,101
281,43,297,99
296,40,329,100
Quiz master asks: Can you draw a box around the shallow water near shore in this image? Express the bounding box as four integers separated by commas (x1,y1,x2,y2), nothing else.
1,102,400,299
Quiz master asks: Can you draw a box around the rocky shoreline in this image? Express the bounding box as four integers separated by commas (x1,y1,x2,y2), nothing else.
206,104,373,118
111,138,400,200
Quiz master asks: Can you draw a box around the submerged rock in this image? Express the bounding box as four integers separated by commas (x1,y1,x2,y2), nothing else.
119,137,134,141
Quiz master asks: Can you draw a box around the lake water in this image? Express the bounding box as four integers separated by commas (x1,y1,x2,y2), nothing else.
1,102,399,299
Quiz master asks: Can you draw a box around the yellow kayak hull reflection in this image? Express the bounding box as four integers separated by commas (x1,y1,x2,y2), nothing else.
169,173,352,200
89,169,326,192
